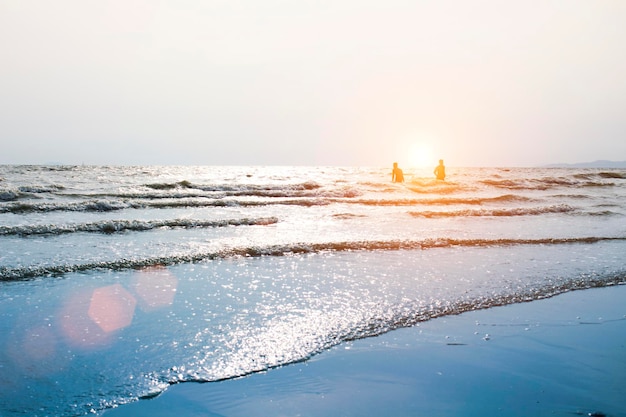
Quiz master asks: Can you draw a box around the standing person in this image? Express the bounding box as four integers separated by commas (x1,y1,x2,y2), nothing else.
392,162,404,183
434,159,446,180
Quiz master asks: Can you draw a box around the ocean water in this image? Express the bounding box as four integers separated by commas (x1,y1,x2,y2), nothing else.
0,165,625,416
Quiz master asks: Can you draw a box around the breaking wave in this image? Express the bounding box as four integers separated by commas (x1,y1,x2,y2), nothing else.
0,194,536,213
0,190,20,202
0,217,278,237
409,204,577,218
143,180,325,195
0,185,66,201
480,174,623,190
0,200,138,213
574,171,626,180
348,194,533,206
0,198,332,213
2,236,624,282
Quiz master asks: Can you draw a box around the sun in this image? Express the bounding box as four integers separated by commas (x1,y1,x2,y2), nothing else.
408,142,435,168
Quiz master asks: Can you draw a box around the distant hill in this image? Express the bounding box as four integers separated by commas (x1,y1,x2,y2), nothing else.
541,160,626,168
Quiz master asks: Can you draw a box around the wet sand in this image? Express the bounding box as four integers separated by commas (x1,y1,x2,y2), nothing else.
104,285,626,417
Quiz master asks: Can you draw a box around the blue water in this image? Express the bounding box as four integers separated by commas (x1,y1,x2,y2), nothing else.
1,165,625,416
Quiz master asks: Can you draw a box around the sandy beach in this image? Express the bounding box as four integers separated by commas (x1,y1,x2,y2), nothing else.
104,284,626,417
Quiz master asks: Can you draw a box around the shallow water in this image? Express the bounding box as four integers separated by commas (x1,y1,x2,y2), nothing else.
104,285,626,417
1,165,625,415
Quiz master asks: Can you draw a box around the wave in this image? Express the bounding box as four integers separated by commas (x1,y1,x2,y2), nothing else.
0,217,278,237
573,171,626,180
40,165,83,172
152,271,625,393
481,174,621,190
552,193,592,200
123,272,626,415
408,204,576,218
584,210,622,217
61,186,360,200
598,171,626,179
0,184,66,202
29,181,361,201
332,213,367,219
0,190,20,202
347,194,533,206
405,180,463,194
145,180,195,190
18,184,66,193
0,194,534,214
144,180,324,194
3,236,624,282
0,200,138,213
0,198,332,213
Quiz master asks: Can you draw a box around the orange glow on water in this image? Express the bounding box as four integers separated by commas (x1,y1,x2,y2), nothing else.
55,270,176,349
59,284,136,349
59,289,113,349
88,284,137,333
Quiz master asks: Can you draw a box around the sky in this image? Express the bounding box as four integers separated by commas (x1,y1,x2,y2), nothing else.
1,0,625,167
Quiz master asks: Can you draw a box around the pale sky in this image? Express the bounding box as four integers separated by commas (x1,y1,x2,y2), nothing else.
1,0,625,167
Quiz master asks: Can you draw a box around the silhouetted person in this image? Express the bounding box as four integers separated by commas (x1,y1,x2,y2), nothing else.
434,159,446,180
392,162,404,183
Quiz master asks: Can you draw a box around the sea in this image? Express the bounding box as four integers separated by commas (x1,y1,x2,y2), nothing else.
0,164,625,416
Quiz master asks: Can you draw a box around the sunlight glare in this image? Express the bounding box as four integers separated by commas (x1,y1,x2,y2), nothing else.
408,141,435,168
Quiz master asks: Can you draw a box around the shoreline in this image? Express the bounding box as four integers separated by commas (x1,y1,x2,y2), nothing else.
104,284,626,417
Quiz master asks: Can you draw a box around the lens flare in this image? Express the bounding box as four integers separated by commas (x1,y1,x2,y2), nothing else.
88,284,137,333
59,289,114,349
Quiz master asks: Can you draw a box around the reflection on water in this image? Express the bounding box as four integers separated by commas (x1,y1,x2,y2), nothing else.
1,165,625,416
1,245,625,416
3,266,179,375
88,284,137,333
56,267,178,352
60,288,117,349
132,265,178,312
6,321,63,377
